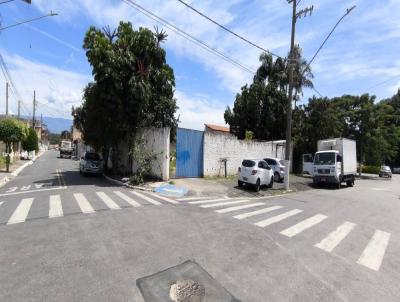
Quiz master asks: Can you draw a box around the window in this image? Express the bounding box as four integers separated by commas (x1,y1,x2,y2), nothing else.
258,162,264,169
85,153,101,161
265,159,275,166
336,154,342,162
242,160,255,167
314,152,335,165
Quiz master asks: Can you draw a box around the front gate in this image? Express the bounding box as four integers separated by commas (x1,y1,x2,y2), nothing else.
176,128,204,177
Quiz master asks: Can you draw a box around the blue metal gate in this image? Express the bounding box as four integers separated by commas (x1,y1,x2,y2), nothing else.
176,128,204,178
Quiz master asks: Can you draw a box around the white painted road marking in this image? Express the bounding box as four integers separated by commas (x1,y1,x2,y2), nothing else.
7,198,34,224
0,201,3,206
177,196,211,201
96,192,121,210
357,230,391,271
315,221,356,252
131,191,161,205
74,193,95,213
21,185,31,191
49,195,63,218
189,198,231,205
255,209,303,228
113,191,141,207
280,214,328,237
201,200,250,208
233,206,283,220
0,186,67,197
148,192,179,204
216,202,265,213
6,187,18,193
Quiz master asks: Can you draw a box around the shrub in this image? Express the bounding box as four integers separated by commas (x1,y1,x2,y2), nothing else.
22,128,39,152
358,165,380,174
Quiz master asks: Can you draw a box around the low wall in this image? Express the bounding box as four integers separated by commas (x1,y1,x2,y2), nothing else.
203,132,286,177
132,127,170,181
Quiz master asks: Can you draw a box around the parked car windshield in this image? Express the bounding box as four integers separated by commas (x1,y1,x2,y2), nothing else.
314,152,335,165
85,153,101,161
242,160,255,167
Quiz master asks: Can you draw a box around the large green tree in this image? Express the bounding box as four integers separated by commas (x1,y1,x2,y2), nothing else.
0,119,28,172
73,22,178,173
22,128,39,153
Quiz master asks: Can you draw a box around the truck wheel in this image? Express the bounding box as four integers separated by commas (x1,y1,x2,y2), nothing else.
346,180,354,187
238,180,243,188
254,179,260,192
336,182,341,189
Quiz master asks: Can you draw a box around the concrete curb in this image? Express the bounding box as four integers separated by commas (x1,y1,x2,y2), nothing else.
103,174,154,192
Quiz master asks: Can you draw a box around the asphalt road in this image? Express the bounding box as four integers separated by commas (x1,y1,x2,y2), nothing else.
0,150,399,301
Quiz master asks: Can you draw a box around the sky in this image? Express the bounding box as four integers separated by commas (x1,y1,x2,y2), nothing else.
0,0,399,130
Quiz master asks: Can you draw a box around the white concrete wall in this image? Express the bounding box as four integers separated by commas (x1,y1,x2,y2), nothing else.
203,132,286,177
133,127,170,181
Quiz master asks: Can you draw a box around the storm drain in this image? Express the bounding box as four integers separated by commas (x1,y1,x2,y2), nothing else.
136,260,241,302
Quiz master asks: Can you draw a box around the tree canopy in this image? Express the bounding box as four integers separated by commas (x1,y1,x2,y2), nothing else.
22,127,39,152
73,22,178,170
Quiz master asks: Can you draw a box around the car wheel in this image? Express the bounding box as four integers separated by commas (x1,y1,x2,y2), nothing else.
274,172,280,182
379,173,382,177
336,182,341,189
268,176,274,188
254,179,260,192
346,180,354,187
238,180,243,187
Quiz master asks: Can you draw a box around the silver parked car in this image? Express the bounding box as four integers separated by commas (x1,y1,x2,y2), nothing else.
264,157,285,182
79,152,103,175
379,165,392,178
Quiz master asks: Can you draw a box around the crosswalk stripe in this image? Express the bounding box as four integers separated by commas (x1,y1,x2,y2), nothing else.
189,198,232,205
96,192,121,210
7,198,34,224
201,200,250,208
131,191,161,205
315,221,356,252
0,201,3,206
148,192,179,204
255,209,303,228
113,191,141,207
357,230,391,271
74,193,95,213
49,195,63,218
216,202,265,214
177,196,211,201
280,214,328,237
233,206,283,220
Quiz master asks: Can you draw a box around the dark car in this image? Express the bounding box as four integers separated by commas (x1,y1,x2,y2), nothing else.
79,152,103,175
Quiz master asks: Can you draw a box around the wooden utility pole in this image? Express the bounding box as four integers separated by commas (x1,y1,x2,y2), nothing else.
18,100,20,119
5,82,9,117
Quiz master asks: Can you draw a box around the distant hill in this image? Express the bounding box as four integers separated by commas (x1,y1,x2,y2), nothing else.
42,117,73,134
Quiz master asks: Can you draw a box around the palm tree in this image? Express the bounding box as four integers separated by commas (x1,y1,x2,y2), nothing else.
291,45,314,107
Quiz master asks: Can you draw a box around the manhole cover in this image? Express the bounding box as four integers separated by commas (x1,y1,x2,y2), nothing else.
136,260,240,302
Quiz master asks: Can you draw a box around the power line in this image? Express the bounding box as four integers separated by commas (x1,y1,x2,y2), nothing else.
175,0,282,58
0,12,58,31
363,75,400,92
122,0,256,75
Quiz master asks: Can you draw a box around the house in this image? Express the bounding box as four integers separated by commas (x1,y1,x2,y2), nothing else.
204,124,231,136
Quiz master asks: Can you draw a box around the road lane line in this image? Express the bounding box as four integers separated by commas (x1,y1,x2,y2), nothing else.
49,195,63,218
233,206,283,220
216,202,265,213
0,201,3,206
7,198,34,224
177,196,212,201
254,209,303,228
147,192,179,204
74,193,95,213
357,230,391,271
96,192,121,210
131,191,161,205
0,186,67,197
280,214,328,237
201,200,250,208
315,221,356,252
189,198,231,205
113,191,141,207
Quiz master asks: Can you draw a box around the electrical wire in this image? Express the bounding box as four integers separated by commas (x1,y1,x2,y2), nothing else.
175,0,282,58
122,0,256,75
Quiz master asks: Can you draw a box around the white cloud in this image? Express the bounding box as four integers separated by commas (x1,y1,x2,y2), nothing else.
175,90,227,131
2,51,90,119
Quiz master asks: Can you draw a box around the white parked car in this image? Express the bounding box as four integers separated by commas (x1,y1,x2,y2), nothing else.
264,157,285,182
238,159,274,192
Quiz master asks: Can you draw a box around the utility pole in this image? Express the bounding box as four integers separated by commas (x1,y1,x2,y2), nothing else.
5,82,8,117
32,90,36,128
284,0,314,191
17,100,20,119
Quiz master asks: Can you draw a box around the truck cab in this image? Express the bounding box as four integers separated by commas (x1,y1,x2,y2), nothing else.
313,150,342,185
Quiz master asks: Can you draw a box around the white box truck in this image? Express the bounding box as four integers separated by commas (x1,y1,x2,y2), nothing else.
313,138,357,188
